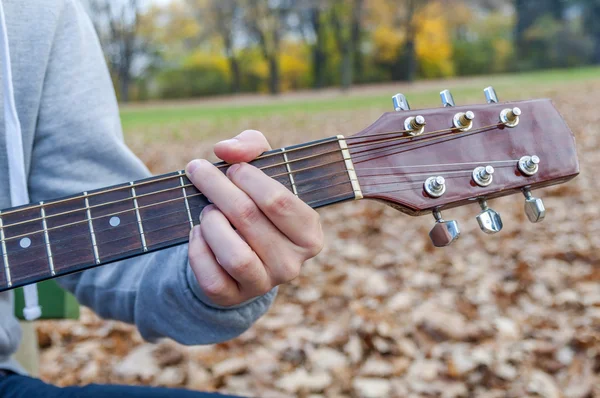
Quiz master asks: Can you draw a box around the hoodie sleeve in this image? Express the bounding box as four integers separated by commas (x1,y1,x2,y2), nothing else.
25,0,276,344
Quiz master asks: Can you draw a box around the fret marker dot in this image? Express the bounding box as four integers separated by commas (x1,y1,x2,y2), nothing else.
109,216,121,227
20,237,31,249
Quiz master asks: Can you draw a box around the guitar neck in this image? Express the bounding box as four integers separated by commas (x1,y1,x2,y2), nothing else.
0,136,361,292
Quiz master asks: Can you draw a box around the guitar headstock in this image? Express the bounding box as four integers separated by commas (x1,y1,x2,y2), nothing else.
348,87,579,247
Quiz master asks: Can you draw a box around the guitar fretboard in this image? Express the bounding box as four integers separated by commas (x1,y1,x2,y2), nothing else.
0,136,360,292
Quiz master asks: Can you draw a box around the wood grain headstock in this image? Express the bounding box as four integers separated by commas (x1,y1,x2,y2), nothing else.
348,91,579,246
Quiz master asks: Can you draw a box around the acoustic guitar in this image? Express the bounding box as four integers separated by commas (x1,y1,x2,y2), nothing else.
0,87,579,292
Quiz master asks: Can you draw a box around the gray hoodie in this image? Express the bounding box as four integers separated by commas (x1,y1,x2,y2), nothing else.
0,0,276,373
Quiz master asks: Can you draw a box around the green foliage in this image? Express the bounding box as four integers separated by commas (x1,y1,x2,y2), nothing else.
520,15,593,70
156,54,231,98
452,10,515,76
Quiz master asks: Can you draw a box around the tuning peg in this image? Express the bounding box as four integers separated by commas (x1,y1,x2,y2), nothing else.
440,89,455,107
476,199,503,234
472,165,494,187
429,210,460,247
392,93,410,111
523,188,545,223
500,107,521,128
484,86,499,104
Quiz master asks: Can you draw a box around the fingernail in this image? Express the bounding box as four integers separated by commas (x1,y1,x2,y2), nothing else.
218,138,238,146
189,225,201,241
199,205,213,223
186,159,201,176
227,163,241,176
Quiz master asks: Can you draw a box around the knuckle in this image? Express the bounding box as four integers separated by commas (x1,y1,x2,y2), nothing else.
265,192,295,217
277,261,301,284
233,199,261,225
249,280,273,297
307,234,324,256
200,278,229,301
226,252,256,276
303,218,324,256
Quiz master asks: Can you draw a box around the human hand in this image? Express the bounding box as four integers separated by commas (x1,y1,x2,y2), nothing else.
185,130,324,307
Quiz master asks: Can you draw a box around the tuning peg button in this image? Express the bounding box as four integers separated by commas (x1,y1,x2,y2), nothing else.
429,210,460,247
440,89,456,107
523,188,545,223
392,93,410,111
484,86,499,103
476,199,503,234
405,115,426,136
424,176,446,198
518,155,539,176
500,107,521,127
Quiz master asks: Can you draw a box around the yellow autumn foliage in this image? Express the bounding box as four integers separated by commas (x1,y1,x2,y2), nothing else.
280,42,311,91
183,51,230,77
373,25,404,64
414,1,454,78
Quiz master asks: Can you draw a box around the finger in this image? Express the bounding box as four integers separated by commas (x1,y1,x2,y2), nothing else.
227,162,323,255
186,160,297,282
199,205,272,296
214,130,272,163
188,225,242,307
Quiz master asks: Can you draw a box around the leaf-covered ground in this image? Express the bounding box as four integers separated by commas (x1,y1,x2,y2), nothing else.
37,74,600,397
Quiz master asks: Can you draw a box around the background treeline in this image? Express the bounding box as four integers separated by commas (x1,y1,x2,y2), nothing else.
86,0,600,102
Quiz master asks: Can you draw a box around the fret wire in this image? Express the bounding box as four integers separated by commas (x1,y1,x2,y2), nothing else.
84,192,101,265
2,156,349,230
0,136,342,218
40,202,55,276
280,148,298,196
178,170,194,230
0,212,11,287
130,182,148,252
2,190,356,273
1,165,352,252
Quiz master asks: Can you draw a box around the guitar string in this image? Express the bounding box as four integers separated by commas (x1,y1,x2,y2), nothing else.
0,130,405,217
357,163,517,182
0,158,516,249
352,123,503,164
2,163,507,269
0,178,400,269
4,160,521,255
0,122,502,228
0,121,508,237
350,123,502,162
0,120,490,218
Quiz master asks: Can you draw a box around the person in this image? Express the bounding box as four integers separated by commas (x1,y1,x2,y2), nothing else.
0,0,323,396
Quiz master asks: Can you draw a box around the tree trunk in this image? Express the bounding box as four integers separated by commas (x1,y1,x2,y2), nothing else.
398,0,417,82
310,7,326,89
119,68,130,102
402,38,417,82
340,45,353,91
228,56,241,93
351,0,363,83
587,2,600,64
268,55,280,94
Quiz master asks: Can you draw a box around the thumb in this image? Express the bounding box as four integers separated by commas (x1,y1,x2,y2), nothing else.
214,130,272,164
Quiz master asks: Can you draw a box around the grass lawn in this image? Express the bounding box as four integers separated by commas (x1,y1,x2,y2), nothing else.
120,66,600,134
